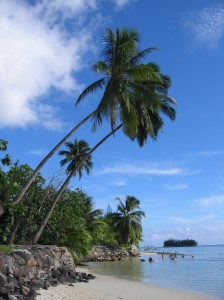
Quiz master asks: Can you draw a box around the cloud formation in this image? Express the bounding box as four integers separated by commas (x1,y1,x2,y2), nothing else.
195,195,224,207
96,162,190,176
163,183,189,190
0,0,97,130
183,3,224,47
113,0,135,9
26,148,49,157
169,214,216,224
188,150,224,158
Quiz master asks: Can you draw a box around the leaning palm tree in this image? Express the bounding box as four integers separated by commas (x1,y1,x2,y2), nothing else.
109,196,145,246
76,28,176,137
13,27,176,206
32,139,93,244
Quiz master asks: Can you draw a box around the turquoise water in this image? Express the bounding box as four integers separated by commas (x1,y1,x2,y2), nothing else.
89,245,224,299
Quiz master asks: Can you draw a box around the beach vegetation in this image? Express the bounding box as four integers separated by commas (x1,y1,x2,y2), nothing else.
164,239,198,247
32,139,93,244
107,196,145,246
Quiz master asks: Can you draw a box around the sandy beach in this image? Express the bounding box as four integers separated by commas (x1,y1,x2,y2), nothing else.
36,267,219,300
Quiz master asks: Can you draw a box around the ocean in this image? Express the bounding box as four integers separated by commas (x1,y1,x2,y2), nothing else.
89,244,224,299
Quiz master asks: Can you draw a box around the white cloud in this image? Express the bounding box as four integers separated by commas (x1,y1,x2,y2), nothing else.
195,195,224,207
188,150,224,158
27,148,49,157
96,162,190,176
163,183,189,190
81,183,109,193
183,3,224,47
150,233,162,241
113,0,135,9
114,178,127,186
0,0,98,130
169,214,216,224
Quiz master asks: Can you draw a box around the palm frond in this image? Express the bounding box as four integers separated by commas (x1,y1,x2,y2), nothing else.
75,78,107,106
129,47,158,66
92,61,110,75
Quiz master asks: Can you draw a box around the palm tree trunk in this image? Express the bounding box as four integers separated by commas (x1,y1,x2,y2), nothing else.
8,219,21,245
32,124,123,245
13,109,98,205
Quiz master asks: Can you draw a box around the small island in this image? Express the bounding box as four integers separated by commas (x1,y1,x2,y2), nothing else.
163,239,198,247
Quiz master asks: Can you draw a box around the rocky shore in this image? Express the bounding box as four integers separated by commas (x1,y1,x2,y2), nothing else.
87,246,139,262
0,245,95,300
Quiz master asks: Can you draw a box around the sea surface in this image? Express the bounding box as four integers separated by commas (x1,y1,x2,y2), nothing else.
89,244,224,299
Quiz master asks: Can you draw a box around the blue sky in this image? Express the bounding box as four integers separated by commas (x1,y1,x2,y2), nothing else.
0,0,224,246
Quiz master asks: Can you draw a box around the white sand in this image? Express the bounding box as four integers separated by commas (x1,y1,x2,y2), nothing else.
36,267,219,300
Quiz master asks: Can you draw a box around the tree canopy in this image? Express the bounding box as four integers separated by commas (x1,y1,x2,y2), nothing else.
164,239,198,247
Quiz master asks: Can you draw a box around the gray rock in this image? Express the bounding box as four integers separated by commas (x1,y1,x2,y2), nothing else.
8,295,18,300
20,285,30,296
3,281,14,291
0,273,7,287
12,254,25,266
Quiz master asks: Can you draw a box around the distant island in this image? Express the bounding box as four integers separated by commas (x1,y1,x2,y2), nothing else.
163,239,198,247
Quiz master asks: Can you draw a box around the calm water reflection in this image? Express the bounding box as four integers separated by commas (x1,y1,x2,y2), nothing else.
89,245,224,299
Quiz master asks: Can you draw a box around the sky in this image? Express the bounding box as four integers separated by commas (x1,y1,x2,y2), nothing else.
0,0,224,247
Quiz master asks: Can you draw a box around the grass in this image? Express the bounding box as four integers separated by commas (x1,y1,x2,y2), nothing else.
0,244,14,254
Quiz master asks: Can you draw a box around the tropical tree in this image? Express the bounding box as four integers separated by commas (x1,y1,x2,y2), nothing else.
82,196,106,245
13,26,176,206
0,163,45,244
32,139,93,244
76,27,176,142
60,28,176,187
109,196,145,246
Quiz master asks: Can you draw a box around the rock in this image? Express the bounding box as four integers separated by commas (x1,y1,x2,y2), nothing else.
0,245,95,299
87,247,131,262
87,274,95,280
3,281,14,291
0,273,7,287
0,286,8,297
11,254,25,266
8,294,18,300
7,276,19,289
20,285,30,296
0,258,6,275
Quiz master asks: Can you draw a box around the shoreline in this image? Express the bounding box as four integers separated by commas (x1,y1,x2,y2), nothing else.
36,266,220,300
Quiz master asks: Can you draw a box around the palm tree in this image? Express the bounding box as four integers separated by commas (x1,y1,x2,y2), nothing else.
59,139,93,179
13,110,97,205
13,27,176,207
109,196,145,246
76,27,176,140
32,139,93,244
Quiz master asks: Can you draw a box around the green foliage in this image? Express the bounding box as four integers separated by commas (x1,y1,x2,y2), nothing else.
0,162,46,244
76,27,176,147
106,196,145,246
0,139,12,166
0,140,8,152
164,239,198,247
0,145,105,256
100,216,119,248
59,139,93,179
0,244,14,254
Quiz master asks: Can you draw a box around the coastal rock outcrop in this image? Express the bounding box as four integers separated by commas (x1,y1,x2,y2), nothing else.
87,246,140,262
0,245,94,300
